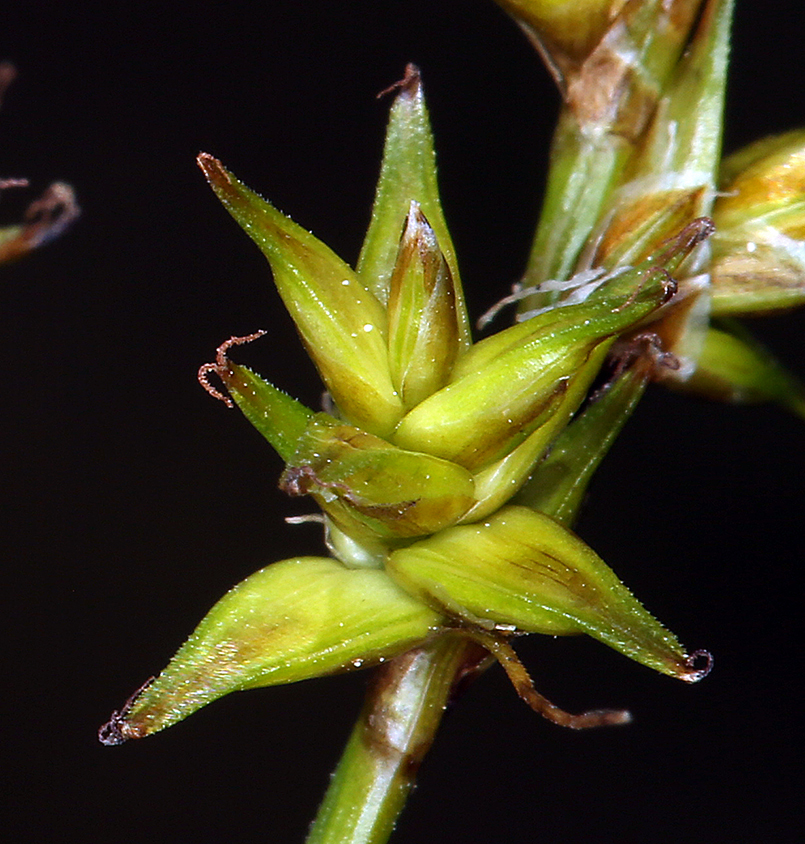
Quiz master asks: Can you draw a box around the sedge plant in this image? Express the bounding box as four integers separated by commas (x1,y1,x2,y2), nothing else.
100,1,805,841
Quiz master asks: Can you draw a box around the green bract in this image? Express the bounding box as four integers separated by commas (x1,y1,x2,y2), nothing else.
100,557,444,743
386,505,706,681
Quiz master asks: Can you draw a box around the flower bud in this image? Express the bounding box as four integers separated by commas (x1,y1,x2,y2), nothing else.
582,219,714,382
516,1,710,296
677,324,805,417
710,130,805,316
495,0,700,98
495,0,626,67
392,268,672,470
387,202,461,408
495,0,703,140
357,64,471,349
586,0,732,274
461,341,611,521
387,505,708,681
715,130,805,228
589,188,709,272
281,415,476,541
99,557,444,742
198,153,403,437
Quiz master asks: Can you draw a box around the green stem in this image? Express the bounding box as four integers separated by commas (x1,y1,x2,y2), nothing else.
305,635,488,844
521,107,629,295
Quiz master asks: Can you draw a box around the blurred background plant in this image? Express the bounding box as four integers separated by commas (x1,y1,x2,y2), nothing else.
4,2,803,842
0,60,78,264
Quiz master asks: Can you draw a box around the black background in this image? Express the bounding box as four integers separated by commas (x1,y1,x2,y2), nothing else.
3,2,803,842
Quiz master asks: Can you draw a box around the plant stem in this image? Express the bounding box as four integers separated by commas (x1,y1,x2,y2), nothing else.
305,635,488,844
522,106,629,293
